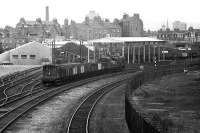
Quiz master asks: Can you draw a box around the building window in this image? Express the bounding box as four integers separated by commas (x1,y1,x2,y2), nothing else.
21,55,27,59
12,55,18,59
30,55,36,59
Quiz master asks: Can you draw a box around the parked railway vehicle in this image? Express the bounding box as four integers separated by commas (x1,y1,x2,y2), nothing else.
42,58,124,85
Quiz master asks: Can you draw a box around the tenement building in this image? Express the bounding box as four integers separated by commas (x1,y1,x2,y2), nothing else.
172,21,187,31
16,17,63,42
120,13,143,37
69,11,122,40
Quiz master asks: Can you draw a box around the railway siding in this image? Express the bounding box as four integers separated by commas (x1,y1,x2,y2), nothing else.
4,73,134,133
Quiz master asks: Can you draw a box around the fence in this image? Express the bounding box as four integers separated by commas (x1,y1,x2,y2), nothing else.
125,59,200,133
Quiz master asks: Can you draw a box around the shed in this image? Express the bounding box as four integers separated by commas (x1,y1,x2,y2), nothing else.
10,41,51,65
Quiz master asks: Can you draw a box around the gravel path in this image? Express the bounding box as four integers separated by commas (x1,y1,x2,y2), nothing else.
89,84,129,133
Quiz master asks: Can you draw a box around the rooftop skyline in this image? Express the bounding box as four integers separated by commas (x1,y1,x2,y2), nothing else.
1,0,200,30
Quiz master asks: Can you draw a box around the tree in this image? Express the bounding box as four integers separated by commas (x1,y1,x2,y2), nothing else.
36,18,42,24
64,19,69,26
188,26,194,31
113,18,120,24
105,18,110,22
0,42,4,54
85,17,90,25
19,17,26,24
53,18,58,24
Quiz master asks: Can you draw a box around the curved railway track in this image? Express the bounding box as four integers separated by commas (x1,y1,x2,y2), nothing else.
0,71,42,105
0,70,136,133
0,67,41,88
66,76,130,133
0,68,42,102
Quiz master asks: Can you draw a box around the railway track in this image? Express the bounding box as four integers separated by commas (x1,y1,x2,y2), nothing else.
0,67,41,87
0,68,42,100
66,76,129,133
0,79,42,109
0,71,42,105
0,70,136,133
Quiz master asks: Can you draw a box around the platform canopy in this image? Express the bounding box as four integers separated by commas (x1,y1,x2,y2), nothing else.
111,37,164,42
88,37,124,44
87,37,165,46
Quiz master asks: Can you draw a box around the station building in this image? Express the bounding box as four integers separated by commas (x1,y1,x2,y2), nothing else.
0,37,169,65
87,37,168,64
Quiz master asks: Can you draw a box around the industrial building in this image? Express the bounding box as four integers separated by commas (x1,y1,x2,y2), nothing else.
0,40,92,65
0,41,51,65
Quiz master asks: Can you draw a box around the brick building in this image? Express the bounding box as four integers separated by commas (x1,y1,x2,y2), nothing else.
16,18,63,42
120,13,143,37
157,29,200,44
68,11,122,40
173,21,187,31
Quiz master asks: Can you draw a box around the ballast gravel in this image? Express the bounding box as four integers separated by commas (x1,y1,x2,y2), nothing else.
5,74,133,133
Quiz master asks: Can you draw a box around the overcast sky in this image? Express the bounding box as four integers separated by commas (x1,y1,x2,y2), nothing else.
1,0,200,30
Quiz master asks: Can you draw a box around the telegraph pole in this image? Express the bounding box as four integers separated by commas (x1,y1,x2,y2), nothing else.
80,40,82,63
52,39,55,64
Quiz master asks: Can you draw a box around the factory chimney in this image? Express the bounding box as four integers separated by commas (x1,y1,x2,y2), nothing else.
46,6,49,22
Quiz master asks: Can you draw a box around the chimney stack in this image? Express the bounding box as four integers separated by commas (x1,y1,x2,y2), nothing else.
46,6,49,22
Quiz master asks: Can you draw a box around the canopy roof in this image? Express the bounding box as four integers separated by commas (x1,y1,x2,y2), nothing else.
88,37,164,44
112,37,165,42
88,37,123,44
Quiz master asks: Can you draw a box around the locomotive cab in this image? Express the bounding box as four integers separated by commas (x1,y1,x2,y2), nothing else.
42,64,60,84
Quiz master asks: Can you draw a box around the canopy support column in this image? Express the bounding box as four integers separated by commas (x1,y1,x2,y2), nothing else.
88,48,90,63
148,44,151,63
132,45,135,64
162,47,165,61
93,43,95,63
158,46,160,62
122,42,125,57
128,44,130,64
138,46,140,64
153,45,156,59
143,44,145,63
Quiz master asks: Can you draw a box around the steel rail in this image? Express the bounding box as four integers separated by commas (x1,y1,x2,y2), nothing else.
0,72,42,106
0,67,41,88
66,76,130,133
0,71,135,133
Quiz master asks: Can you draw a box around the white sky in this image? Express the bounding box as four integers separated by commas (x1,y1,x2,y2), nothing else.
1,0,200,30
